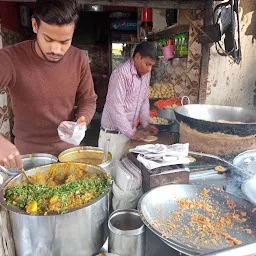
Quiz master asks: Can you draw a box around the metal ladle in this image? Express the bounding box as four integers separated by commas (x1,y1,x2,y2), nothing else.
102,139,110,163
189,151,244,173
19,168,32,184
0,165,32,184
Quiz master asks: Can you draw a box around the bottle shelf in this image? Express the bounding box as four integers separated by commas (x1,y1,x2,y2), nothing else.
147,24,189,40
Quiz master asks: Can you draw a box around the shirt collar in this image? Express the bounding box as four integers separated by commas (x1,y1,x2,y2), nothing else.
130,58,148,80
130,58,138,76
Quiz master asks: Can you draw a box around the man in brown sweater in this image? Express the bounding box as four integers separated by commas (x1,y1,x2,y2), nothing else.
0,0,97,169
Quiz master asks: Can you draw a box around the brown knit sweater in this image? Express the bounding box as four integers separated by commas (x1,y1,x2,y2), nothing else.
0,40,97,156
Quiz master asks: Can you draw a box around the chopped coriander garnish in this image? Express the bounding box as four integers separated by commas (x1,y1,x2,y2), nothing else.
6,174,112,214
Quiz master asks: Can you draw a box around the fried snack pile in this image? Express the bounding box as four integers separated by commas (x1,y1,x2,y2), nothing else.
152,188,255,250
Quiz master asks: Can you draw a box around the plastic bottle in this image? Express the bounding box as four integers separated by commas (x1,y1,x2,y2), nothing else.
174,35,178,56
180,34,185,57
183,34,188,56
177,35,182,57
180,33,187,57
157,39,163,56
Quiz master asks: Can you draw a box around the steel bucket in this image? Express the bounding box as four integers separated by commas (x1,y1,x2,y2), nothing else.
0,163,112,256
0,153,58,176
21,153,58,170
108,209,145,256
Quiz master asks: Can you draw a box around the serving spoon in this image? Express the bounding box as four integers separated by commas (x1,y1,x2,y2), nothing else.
19,168,32,184
188,151,244,173
0,165,32,184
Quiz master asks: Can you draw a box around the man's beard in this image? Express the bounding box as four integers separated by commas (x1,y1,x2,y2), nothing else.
36,41,64,63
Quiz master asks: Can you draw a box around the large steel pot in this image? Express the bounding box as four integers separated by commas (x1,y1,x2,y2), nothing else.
174,104,256,136
58,146,112,173
158,108,176,121
0,163,112,256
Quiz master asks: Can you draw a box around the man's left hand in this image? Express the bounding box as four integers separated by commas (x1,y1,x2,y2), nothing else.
132,129,149,141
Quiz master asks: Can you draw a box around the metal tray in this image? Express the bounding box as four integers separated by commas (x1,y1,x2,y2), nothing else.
138,184,256,255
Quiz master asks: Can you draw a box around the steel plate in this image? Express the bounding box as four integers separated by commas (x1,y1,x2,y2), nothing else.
138,184,256,255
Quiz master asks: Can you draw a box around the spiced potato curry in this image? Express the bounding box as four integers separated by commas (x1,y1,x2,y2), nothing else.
4,163,112,215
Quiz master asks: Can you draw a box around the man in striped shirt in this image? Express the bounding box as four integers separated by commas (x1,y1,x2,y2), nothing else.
99,42,157,161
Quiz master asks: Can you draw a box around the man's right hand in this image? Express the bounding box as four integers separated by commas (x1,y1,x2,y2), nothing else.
0,136,23,169
132,129,149,141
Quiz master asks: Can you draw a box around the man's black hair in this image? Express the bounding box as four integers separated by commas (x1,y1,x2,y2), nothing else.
34,0,83,26
133,41,157,61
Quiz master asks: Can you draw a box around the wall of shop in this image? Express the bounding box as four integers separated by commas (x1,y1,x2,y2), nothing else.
151,9,167,33
73,11,110,113
0,2,24,46
0,2,21,33
0,23,11,140
0,2,24,140
151,10,204,103
205,0,256,109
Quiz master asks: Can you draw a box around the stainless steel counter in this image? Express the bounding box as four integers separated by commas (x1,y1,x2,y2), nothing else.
99,229,181,256
190,169,246,200
100,168,252,256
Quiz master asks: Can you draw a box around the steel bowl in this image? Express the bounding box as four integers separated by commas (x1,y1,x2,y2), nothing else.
157,107,176,121
22,153,58,170
1,153,58,176
241,178,256,205
233,150,256,178
58,146,112,171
